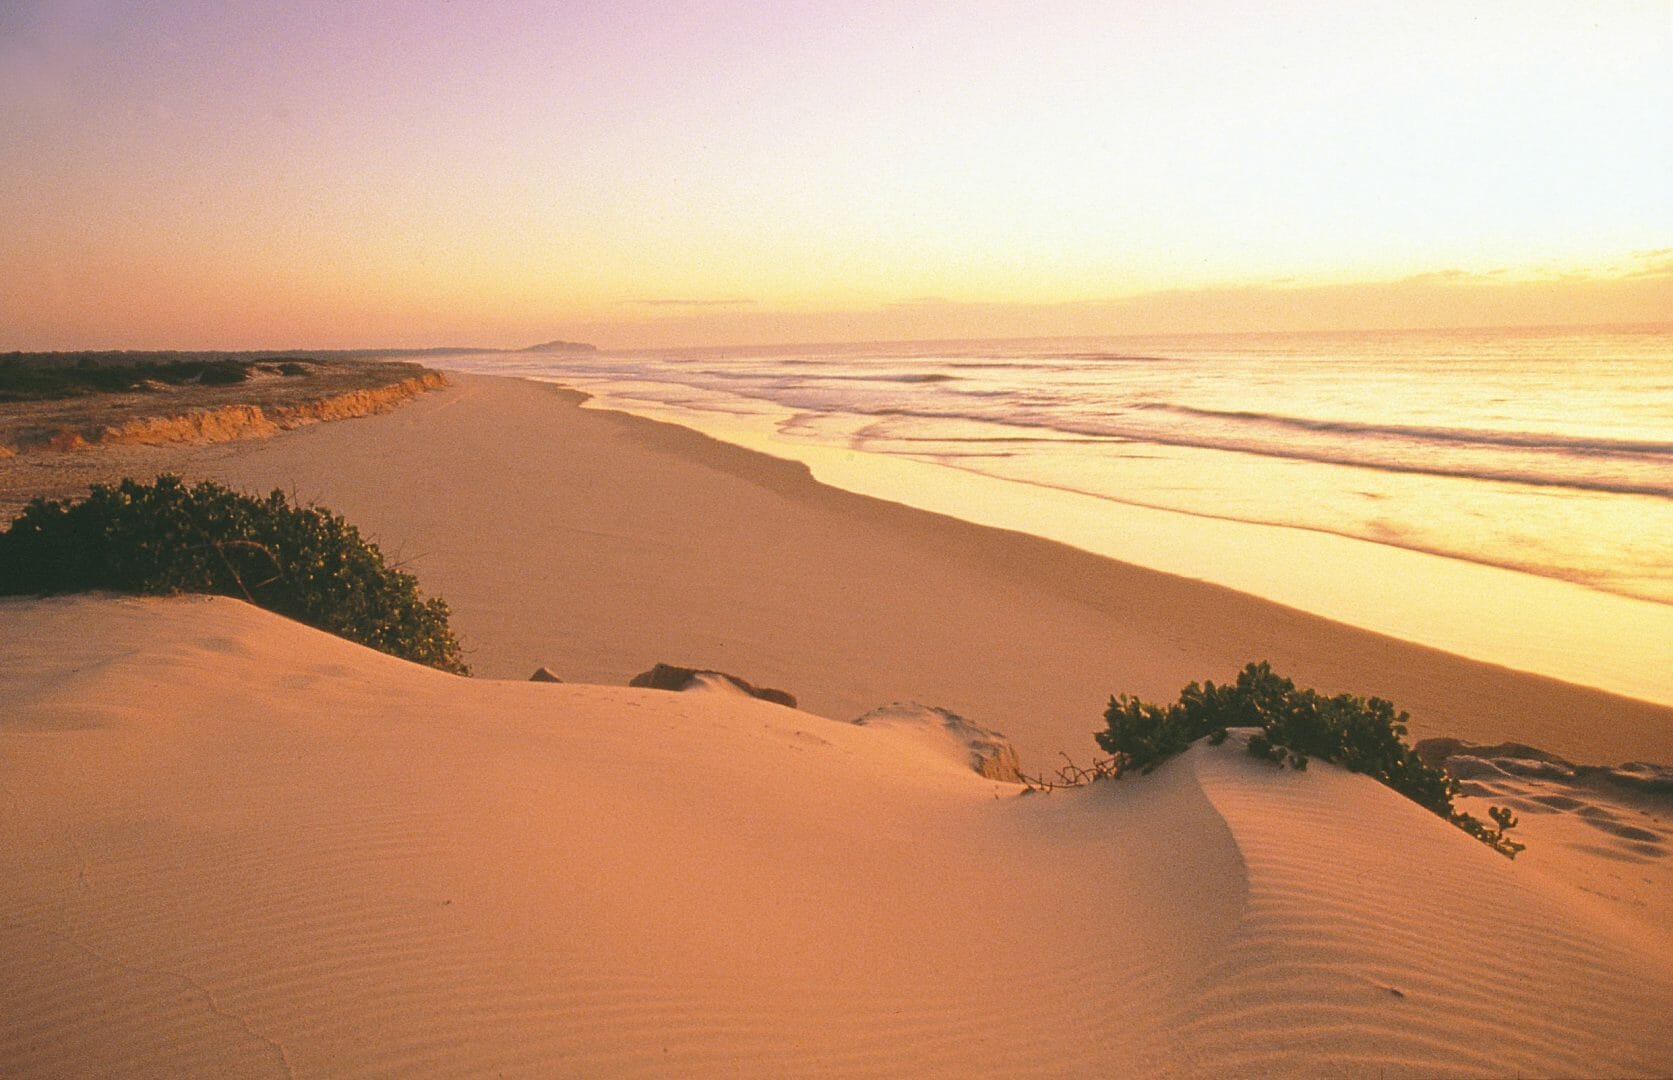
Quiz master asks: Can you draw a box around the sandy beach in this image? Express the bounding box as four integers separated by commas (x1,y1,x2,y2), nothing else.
12,371,1664,769
3,372,1671,1077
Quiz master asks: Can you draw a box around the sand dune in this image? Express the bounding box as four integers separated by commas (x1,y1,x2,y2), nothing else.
3,595,1669,1077
1437,745,1673,937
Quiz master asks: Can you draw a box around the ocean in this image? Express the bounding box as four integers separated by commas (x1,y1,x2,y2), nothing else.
431,324,1673,702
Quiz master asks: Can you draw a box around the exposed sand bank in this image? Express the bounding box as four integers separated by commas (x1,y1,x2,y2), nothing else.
0,364,446,516
50,371,448,450
5,371,1658,770
2,594,1668,1077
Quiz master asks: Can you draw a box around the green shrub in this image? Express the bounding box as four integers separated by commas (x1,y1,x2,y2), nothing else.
0,475,468,674
0,358,257,401
1097,662,1522,857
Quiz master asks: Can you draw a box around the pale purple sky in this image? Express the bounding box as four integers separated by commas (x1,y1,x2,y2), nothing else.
3,0,1669,347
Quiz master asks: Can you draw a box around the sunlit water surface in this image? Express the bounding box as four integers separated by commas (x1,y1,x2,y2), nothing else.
431,325,1673,704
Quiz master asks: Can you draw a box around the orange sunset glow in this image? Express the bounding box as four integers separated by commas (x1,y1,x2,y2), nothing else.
2,1,1669,349
5,4,1673,1077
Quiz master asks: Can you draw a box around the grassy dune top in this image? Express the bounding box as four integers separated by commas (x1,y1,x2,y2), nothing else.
0,356,324,403
0,354,447,522
0,355,435,443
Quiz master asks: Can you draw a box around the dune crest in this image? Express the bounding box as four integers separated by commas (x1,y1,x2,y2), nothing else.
2,595,1669,1077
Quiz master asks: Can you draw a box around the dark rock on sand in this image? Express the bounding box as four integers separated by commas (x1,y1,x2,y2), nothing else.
629,663,797,709
1607,762,1673,795
1417,738,1672,795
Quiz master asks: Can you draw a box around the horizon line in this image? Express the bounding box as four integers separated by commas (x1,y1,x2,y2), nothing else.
8,317,1671,358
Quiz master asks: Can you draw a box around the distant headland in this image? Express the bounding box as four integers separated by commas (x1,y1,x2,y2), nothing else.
522,340,599,354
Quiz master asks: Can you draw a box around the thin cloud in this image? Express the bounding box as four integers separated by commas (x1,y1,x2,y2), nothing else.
1622,258,1673,280
619,298,756,307
1398,268,1478,284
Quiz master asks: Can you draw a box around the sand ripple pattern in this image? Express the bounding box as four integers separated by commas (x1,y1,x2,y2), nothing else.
1176,744,1673,1077
3,596,1671,1077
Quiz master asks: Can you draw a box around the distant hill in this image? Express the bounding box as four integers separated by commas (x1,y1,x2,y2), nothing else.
522,340,599,354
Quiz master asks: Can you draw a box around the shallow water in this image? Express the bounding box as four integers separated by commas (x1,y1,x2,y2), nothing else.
432,325,1673,702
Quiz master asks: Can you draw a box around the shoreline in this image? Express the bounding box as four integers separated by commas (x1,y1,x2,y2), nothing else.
4,370,1666,769
534,376,1673,708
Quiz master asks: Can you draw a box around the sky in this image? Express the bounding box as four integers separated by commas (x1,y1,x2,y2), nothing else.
1,0,1669,350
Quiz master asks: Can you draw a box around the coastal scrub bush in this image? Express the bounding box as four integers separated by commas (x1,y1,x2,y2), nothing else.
0,475,469,674
0,358,255,401
1096,662,1523,857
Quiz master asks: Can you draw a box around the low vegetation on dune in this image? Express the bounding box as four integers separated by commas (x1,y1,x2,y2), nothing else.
1096,662,1524,857
0,470,1533,859
0,475,468,674
0,355,315,402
